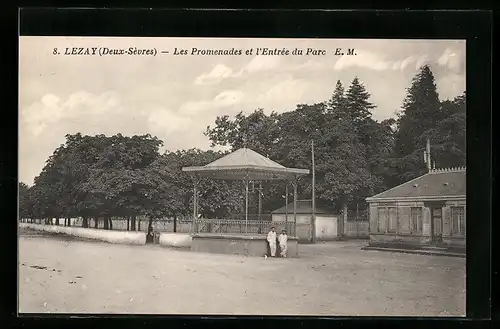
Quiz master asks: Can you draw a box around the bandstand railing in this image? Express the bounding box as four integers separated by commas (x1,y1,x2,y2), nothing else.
192,219,295,235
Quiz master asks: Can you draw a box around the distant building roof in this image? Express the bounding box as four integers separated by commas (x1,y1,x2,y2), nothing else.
272,200,331,214
366,167,466,202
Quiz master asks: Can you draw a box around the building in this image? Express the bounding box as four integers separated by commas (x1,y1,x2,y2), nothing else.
365,167,466,250
271,200,341,241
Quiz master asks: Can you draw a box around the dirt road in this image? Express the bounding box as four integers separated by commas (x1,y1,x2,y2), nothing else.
18,231,465,316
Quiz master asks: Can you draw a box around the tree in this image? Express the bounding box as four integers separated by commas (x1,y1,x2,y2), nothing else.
392,65,465,183
81,134,163,229
345,77,376,127
205,109,280,157
327,80,348,118
28,133,166,229
394,65,443,158
317,110,381,211
421,92,466,168
324,78,387,206
18,182,30,221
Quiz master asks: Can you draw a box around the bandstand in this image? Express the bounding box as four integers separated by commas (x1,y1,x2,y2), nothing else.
182,147,309,257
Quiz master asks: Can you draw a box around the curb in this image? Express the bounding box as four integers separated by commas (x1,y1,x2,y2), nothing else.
361,246,465,258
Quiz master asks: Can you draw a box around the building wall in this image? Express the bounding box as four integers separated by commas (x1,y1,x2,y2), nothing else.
272,214,311,224
272,214,340,241
316,216,338,240
367,199,466,248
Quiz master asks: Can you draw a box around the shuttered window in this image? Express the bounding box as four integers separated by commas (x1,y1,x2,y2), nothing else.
388,207,397,233
451,206,465,236
410,207,423,233
377,207,387,232
377,207,397,233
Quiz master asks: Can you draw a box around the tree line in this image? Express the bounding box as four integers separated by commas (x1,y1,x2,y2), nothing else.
19,65,465,228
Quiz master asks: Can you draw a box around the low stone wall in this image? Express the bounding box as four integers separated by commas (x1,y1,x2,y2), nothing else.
369,233,423,246
369,233,466,249
159,233,192,248
191,233,299,258
19,223,146,245
442,236,466,248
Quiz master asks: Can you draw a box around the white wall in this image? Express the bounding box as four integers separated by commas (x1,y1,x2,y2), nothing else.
316,216,338,240
272,214,341,241
159,233,192,248
19,223,146,245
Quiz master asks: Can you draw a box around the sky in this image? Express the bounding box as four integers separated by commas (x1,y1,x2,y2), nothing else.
19,37,466,185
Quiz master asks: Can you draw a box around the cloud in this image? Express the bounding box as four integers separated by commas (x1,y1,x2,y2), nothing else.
436,73,466,100
293,60,326,71
194,64,234,85
243,55,281,73
391,60,403,70
415,54,431,69
333,52,436,73
265,79,310,101
399,55,419,70
178,90,245,115
194,56,281,85
232,55,282,77
148,109,193,134
20,91,122,137
437,48,465,74
253,77,314,111
334,51,392,71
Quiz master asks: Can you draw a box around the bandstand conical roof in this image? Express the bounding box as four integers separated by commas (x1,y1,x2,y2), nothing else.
182,147,309,181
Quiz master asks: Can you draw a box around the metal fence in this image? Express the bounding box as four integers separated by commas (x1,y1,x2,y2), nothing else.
19,217,295,236
347,209,369,222
345,220,370,238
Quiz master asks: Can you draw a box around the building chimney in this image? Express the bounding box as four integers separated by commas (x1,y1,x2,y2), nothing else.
424,139,432,171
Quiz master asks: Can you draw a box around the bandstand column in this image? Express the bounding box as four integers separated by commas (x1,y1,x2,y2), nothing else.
193,177,198,233
285,183,289,230
244,178,249,234
258,181,262,221
293,178,298,237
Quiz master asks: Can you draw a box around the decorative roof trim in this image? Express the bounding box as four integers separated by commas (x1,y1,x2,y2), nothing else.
182,165,309,175
366,195,466,202
429,166,466,174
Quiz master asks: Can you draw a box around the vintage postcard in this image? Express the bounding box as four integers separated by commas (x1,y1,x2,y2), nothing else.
18,37,466,316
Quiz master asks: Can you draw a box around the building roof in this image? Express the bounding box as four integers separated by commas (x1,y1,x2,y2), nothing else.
272,200,331,214
182,147,309,181
366,167,466,202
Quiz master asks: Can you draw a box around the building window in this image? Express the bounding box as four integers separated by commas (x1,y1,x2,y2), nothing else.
388,207,397,233
451,206,465,236
410,207,423,234
377,207,397,233
377,207,387,233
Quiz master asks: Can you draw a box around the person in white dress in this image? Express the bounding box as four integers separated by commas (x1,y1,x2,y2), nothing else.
278,230,288,258
267,227,277,257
